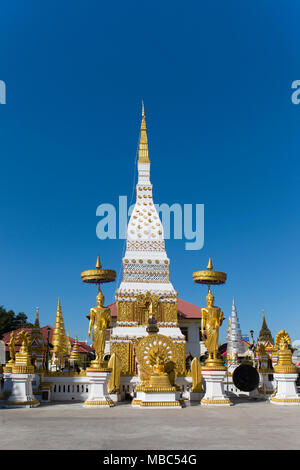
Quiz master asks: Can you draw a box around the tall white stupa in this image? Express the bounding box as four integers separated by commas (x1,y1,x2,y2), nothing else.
226,298,244,361
110,103,186,379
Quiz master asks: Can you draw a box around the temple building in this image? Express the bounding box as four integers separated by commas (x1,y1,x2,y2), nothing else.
257,310,278,366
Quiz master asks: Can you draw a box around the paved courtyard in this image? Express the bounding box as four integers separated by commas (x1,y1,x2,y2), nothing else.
0,398,299,450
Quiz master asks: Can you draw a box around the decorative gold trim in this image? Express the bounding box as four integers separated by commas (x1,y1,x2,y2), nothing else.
270,397,300,403
201,398,232,405
81,268,116,283
12,365,34,374
5,399,40,406
274,365,297,374
193,270,227,285
84,400,115,406
86,367,111,373
135,385,176,393
132,399,183,407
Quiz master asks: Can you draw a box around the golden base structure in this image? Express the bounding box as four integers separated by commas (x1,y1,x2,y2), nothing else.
202,359,226,371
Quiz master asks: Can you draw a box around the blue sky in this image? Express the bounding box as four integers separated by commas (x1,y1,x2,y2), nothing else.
0,0,299,343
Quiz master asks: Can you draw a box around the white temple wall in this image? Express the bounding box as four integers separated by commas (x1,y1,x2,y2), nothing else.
42,376,90,401
179,320,206,358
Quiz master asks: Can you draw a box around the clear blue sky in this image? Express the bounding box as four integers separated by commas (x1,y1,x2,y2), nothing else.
0,0,299,343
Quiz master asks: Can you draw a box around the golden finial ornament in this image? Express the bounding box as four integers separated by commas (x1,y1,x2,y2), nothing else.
207,257,213,270
274,330,296,373
193,257,227,370
81,255,116,370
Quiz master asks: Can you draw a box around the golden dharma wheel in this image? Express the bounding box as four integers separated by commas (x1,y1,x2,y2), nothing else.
81,255,116,284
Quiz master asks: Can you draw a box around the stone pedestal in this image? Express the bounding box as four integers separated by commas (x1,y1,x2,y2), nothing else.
270,373,300,405
84,369,115,407
201,369,232,406
4,373,40,408
132,388,183,409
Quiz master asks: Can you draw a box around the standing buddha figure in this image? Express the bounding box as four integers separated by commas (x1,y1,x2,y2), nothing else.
88,286,111,368
201,287,224,368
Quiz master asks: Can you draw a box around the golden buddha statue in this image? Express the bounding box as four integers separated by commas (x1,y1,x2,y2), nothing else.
12,330,34,373
201,287,225,369
274,330,296,374
88,286,111,368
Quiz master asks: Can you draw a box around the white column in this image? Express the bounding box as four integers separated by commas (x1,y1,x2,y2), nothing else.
5,373,39,408
270,373,300,405
201,370,232,406
84,370,114,407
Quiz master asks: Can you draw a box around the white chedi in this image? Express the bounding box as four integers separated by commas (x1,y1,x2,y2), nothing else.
227,298,244,361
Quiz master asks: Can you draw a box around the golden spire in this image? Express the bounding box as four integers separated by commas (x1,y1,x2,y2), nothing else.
258,309,274,344
31,307,44,358
52,298,68,366
138,101,150,163
34,307,40,328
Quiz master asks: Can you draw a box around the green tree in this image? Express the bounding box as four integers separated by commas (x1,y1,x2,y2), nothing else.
0,306,34,339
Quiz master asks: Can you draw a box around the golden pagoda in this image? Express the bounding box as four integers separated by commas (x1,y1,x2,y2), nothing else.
69,336,81,363
51,298,68,368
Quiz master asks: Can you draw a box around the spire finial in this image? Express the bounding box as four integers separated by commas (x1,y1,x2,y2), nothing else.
207,257,213,270
35,307,40,328
138,101,150,163
96,255,102,269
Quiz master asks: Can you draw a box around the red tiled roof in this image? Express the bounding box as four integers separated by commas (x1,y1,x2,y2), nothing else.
2,326,93,353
